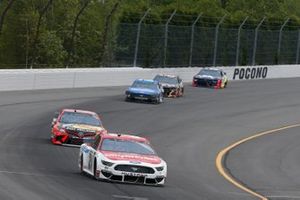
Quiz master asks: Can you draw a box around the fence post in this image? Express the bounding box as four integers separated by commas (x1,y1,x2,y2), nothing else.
189,13,202,67
277,18,289,64
133,9,150,67
163,10,176,67
213,15,226,67
252,17,266,66
296,30,300,64
235,16,248,66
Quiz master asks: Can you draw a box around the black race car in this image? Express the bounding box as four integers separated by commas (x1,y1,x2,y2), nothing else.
153,74,184,97
192,68,228,89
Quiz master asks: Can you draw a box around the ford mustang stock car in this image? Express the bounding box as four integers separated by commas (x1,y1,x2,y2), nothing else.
192,68,228,89
79,133,167,186
51,109,106,145
153,74,184,97
125,79,164,104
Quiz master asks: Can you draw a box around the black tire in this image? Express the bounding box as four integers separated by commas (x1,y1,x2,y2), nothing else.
93,159,99,180
80,155,84,173
224,81,228,88
156,95,163,104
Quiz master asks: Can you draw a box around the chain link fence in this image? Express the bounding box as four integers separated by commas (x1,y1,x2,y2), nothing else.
3,15,300,69
114,20,300,68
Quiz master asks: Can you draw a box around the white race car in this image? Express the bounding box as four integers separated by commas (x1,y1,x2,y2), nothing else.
79,133,167,186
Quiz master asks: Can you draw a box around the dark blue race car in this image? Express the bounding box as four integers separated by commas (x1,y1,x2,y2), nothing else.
125,79,164,104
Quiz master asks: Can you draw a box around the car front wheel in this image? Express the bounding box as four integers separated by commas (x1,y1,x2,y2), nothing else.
159,95,164,103
80,155,84,173
155,95,163,104
93,159,99,180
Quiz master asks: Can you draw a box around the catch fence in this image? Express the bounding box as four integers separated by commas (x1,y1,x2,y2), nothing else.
114,14,300,68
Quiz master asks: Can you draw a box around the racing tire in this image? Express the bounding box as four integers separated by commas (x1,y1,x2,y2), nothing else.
93,159,99,180
224,81,228,88
181,88,184,96
125,97,131,102
155,95,163,104
80,155,84,174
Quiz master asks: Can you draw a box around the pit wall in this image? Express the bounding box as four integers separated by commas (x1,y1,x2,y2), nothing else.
0,65,299,91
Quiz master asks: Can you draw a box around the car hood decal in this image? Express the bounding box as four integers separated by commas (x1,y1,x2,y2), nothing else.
101,151,161,164
128,87,158,95
62,124,104,132
195,75,215,79
161,83,177,88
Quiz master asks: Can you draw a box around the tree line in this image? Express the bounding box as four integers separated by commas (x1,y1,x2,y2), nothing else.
1,0,300,68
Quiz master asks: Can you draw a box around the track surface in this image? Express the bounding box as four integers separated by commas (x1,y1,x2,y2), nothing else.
226,125,300,200
1,78,300,200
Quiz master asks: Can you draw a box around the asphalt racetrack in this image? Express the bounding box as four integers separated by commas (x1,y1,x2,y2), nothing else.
1,78,300,200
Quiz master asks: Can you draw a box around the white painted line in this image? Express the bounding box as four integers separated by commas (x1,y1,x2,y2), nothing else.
267,196,300,199
0,170,72,179
0,170,50,177
112,195,148,200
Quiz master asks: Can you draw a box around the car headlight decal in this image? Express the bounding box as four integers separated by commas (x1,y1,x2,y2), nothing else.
101,160,114,167
155,166,164,171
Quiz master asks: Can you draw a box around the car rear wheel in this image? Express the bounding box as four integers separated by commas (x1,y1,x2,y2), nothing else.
224,81,228,88
158,95,163,104
125,96,131,102
154,95,163,104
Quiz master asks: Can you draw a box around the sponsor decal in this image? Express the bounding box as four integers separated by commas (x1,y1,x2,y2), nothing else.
129,161,142,165
65,124,103,132
121,172,146,177
82,146,90,153
233,67,268,80
102,152,161,164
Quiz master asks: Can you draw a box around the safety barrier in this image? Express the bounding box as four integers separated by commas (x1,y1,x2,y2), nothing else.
0,65,299,91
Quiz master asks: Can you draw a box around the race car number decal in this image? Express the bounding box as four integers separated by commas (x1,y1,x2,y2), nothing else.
121,172,147,177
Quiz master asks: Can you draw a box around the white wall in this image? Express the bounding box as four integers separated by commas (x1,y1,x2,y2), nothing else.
0,65,299,91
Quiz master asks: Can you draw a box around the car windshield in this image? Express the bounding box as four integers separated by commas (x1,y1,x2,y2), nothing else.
132,81,158,90
154,75,178,85
101,138,156,155
60,112,102,126
198,69,221,78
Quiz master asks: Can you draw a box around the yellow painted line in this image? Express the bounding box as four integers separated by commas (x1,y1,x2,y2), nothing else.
216,123,300,200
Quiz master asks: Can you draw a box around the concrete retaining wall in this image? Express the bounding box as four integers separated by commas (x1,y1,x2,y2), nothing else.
0,65,299,91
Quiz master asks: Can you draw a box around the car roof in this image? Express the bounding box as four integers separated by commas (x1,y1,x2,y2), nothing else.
135,79,158,84
61,109,97,116
201,68,222,71
101,133,149,143
155,74,177,78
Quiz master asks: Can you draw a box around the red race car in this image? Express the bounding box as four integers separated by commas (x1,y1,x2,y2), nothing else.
51,109,106,146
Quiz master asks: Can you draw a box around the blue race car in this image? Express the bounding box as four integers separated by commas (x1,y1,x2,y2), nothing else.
125,79,164,104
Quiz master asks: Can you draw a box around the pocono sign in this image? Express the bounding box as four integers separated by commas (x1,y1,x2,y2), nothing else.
232,67,268,80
